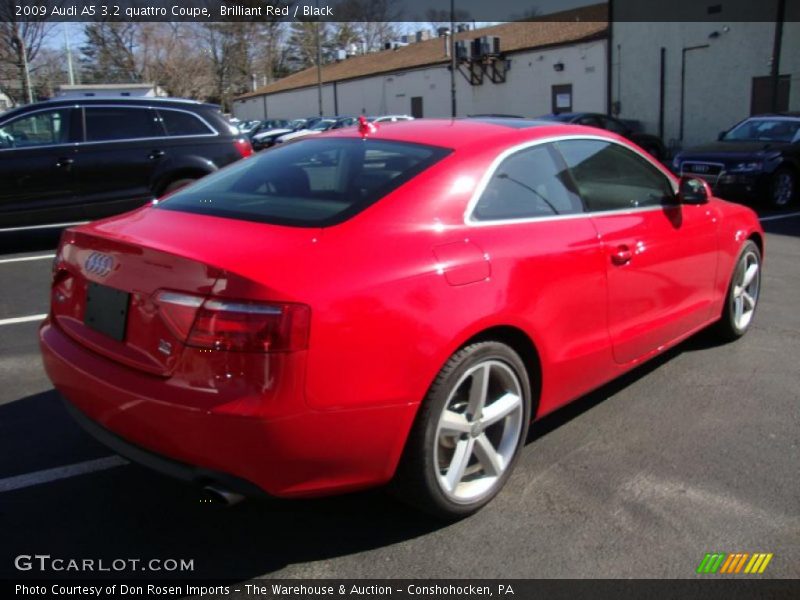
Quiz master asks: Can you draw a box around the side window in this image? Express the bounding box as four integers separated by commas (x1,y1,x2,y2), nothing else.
472,143,584,221
157,109,215,136
556,140,674,212
0,109,71,149
84,107,163,142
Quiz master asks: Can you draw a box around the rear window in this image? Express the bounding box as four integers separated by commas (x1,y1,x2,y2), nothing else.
157,109,216,136
158,138,450,227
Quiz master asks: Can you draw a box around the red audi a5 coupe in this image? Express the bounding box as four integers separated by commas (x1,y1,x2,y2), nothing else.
41,118,763,518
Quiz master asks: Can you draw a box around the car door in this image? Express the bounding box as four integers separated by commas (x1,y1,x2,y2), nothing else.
75,105,166,211
0,107,79,227
468,142,612,412
556,138,718,365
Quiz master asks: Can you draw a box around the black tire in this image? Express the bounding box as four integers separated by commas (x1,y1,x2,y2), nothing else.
768,168,796,209
711,240,762,343
392,341,532,520
161,178,197,196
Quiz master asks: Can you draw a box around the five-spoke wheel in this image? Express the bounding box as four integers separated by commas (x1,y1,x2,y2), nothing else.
393,342,531,519
714,240,762,341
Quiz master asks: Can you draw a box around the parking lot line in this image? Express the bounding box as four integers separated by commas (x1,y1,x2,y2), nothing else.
759,211,800,222
0,314,48,326
0,456,128,493
0,254,55,265
0,220,88,233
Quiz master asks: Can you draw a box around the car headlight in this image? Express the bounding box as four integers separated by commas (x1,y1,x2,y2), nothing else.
729,161,763,172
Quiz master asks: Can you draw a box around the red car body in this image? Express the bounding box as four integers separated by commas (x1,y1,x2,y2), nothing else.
40,119,763,500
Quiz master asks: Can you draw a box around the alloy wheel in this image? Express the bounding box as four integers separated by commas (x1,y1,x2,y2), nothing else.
434,360,524,503
773,172,794,207
732,249,760,331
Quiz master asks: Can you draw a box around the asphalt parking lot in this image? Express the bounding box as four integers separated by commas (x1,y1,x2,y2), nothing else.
0,210,798,581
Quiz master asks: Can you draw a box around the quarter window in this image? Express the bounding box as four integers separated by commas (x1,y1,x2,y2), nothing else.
0,109,71,149
157,109,215,136
556,140,674,211
472,143,584,221
84,107,163,142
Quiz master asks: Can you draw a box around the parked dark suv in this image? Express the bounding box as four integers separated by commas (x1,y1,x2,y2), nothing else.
0,98,252,229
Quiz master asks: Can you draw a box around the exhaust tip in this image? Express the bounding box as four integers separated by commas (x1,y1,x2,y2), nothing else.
201,485,245,507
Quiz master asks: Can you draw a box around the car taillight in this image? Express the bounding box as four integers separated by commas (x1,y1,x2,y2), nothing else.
234,138,253,158
155,291,309,353
155,291,205,340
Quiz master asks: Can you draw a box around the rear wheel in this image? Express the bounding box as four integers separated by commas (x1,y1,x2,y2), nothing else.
769,168,796,208
393,342,531,519
712,240,761,342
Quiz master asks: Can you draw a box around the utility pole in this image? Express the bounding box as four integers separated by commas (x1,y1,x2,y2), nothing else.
450,0,457,118
315,4,323,116
770,0,786,112
64,24,76,86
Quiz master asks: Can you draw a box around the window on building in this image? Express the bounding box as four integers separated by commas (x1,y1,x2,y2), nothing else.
472,143,584,221
556,139,674,212
551,84,573,114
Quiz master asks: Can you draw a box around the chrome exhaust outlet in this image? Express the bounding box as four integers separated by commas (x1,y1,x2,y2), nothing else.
202,485,245,507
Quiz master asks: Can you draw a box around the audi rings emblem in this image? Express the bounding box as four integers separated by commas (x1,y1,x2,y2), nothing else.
84,252,114,277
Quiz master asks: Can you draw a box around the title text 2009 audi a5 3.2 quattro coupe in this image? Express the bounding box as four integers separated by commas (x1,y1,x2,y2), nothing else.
40,117,763,518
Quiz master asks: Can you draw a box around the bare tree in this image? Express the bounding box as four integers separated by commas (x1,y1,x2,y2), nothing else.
80,22,142,83
0,4,51,104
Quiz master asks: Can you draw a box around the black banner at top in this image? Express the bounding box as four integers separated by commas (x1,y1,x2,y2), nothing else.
1,0,798,23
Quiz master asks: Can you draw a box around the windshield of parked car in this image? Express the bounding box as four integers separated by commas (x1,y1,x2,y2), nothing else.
723,118,800,143
309,119,335,131
158,138,451,227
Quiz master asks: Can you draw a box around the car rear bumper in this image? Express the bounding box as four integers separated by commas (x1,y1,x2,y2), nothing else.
62,397,267,497
40,319,417,498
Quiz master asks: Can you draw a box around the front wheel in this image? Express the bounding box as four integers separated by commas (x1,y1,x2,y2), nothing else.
768,168,796,208
392,342,531,519
712,240,762,342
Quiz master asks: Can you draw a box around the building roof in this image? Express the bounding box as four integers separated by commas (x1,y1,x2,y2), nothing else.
57,83,161,91
235,3,607,101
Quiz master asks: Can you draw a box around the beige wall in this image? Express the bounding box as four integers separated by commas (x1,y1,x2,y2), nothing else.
233,40,608,121
613,16,800,150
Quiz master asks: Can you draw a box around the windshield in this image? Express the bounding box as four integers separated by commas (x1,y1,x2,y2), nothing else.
723,118,800,143
309,120,335,131
158,138,451,227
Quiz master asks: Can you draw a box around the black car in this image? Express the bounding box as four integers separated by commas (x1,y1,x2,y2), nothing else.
0,97,252,229
672,114,800,208
539,112,668,160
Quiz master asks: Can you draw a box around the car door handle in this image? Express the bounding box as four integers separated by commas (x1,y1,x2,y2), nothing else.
149,150,165,160
55,157,74,169
611,245,632,266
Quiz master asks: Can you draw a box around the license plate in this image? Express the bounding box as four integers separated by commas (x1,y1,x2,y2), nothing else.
84,282,130,342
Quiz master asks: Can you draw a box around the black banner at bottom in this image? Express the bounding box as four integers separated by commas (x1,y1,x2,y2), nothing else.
5,579,800,600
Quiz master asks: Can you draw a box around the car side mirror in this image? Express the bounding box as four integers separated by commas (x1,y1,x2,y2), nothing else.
678,176,710,205
717,130,727,141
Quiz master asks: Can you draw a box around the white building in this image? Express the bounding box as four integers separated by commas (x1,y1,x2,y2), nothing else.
233,5,609,121
612,0,800,149
55,83,167,99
